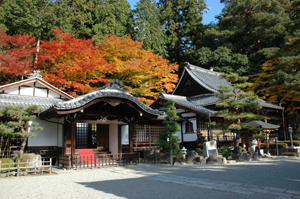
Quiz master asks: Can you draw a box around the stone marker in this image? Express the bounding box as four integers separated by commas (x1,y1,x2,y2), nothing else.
203,140,218,157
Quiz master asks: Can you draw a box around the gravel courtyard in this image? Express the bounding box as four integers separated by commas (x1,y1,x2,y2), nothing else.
0,157,300,199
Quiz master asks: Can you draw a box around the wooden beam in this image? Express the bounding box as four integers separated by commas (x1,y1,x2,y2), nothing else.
71,121,76,163
118,125,122,153
129,124,133,153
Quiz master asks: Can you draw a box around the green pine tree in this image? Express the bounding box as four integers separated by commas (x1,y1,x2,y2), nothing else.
215,73,265,155
158,101,180,153
0,105,43,157
207,0,294,76
157,0,207,64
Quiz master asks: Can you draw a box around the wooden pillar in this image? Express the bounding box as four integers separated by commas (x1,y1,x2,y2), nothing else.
71,121,76,163
129,124,133,153
118,125,122,153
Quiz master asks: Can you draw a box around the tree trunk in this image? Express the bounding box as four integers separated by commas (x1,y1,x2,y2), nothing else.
233,131,241,155
20,138,27,158
34,30,41,68
0,136,2,157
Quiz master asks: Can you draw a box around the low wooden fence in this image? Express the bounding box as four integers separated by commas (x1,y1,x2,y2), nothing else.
0,158,52,177
59,153,140,170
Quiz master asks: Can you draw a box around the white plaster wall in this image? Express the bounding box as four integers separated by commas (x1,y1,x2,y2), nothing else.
109,124,118,154
174,123,182,143
35,88,48,97
20,87,34,96
182,118,197,142
28,118,63,147
49,90,60,98
121,125,129,145
5,87,18,94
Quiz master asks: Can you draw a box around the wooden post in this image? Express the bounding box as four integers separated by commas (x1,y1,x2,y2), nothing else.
71,121,76,168
17,159,20,177
50,158,52,174
34,159,36,175
129,124,133,153
149,125,152,148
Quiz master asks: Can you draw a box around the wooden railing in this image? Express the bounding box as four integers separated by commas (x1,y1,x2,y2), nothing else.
59,153,140,170
0,158,52,177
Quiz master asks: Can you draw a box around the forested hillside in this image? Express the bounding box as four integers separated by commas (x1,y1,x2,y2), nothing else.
0,0,300,133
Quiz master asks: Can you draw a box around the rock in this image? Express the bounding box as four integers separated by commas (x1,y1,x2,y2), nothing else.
21,153,42,169
187,150,199,162
234,153,252,162
206,155,224,164
193,156,206,165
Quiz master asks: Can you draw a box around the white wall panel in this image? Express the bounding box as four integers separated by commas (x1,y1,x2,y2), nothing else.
28,118,59,146
109,124,118,154
5,87,18,94
35,88,48,97
20,87,33,96
121,125,129,145
49,90,60,98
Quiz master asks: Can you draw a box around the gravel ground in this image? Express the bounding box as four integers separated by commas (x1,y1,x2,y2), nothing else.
0,156,299,199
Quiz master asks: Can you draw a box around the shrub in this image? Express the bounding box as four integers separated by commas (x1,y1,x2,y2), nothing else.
239,146,247,153
0,158,15,173
279,141,300,147
218,146,233,158
177,152,184,159
280,152,298,156
262,142,288,149
196,149,203,156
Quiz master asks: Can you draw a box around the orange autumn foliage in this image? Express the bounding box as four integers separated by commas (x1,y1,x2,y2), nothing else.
39,29,115,96
0,31,37,80
98,35,178,104
39,30,178,104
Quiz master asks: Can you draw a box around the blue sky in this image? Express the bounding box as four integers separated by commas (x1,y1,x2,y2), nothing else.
128,0,225,24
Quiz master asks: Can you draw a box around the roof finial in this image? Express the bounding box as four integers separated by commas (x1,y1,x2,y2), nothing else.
28,70,43,79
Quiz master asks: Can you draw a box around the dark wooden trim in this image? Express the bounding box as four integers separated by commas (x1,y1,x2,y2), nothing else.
118,125,122,153
71,121,76,162
76,119,127,125
129,124,133,153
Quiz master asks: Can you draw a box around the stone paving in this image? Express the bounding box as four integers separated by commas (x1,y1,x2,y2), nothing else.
0,156,299,199
107,165,300,199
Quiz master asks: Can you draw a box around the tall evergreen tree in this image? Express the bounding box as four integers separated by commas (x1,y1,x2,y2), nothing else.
184,46,250,75
157,0,207,64
207,0,293,76
2,0,58,42
131,0,167,56
215,73,265,155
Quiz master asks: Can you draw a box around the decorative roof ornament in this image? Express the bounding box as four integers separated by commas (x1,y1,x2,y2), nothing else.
28,70,43,79
100,79,125,92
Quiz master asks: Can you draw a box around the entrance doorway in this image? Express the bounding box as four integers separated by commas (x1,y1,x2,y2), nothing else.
76,123,97,148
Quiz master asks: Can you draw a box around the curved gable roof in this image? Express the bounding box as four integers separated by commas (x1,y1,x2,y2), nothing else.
40,80,163,119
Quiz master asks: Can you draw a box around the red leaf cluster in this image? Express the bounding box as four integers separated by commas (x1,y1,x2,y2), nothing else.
0,31,37,78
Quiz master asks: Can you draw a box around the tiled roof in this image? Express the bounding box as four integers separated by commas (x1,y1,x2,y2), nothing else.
0,94,66,110
44,80,163,116
158,93,215,115
173,63,230,94
188,94,219,106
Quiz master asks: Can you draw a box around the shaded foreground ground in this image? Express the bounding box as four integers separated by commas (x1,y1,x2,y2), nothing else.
0,157,300,199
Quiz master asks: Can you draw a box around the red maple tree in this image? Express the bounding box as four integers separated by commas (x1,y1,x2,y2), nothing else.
0,31,37,83
39,29,115,96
